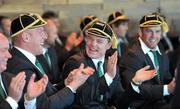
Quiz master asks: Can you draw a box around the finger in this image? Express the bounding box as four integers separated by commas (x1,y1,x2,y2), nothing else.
113,51,118,65
147,69,157,79
82,67,94,75
13,72,26,87
142,65,150,71
42,74,49,85
19,79,26,91
154,66,159,75
29,74,36,84
70,69,78,75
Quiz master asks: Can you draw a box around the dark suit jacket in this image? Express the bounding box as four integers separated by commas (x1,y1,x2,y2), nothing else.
0,73,13,109
63,51,125,109
171,60,180,109
6,47,74,109
37,46,64,87
120,40,173,108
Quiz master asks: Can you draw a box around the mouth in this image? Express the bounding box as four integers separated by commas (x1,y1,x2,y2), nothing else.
89,47,98,53
149,38,157,43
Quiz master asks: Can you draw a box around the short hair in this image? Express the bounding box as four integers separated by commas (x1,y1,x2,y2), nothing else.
111,20,128,28
42,11,58,19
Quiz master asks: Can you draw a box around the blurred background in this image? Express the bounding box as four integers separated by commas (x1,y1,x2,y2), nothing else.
0,0,180,39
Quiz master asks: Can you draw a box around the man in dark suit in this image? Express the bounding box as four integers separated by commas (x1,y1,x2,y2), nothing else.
0,32,49,109
37,19,63,86
6,13,94,109
120,13,175,109
171,57,180,109
107,11,129,59
63,21,158,109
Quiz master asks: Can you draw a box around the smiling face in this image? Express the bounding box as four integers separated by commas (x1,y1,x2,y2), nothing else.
139,26,162,49
26,27,47,55
0,33,12,73
85,34,111,59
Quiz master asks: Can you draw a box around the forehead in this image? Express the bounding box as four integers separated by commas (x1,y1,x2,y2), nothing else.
28,26,44,32
141,26,161,31
86,34,109,41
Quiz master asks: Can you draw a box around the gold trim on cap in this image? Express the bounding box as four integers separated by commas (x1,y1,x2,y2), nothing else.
108,15,128,25
30,13,47,28
82,17,98,32
139,20,162,27
86,28,112,39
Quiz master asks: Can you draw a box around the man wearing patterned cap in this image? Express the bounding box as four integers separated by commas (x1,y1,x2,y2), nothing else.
120,13,175,109
107,11,129,58
63,21,158,109
6,13,94,109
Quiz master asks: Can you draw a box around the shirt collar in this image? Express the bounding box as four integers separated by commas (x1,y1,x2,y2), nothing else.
42,47,48,55
139,37,162,55
92,56,105,69
14,46,36,65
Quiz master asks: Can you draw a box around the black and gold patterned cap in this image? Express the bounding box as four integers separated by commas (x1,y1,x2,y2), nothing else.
11,13,47,37
28,13,47,28
139,13,169,32
80,15,99,32
86,21,117,49
107,11,129,25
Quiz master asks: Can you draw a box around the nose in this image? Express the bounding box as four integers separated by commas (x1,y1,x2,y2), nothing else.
151,31,156,38
42,30,48,40
91,40,98,47
6,50,12,59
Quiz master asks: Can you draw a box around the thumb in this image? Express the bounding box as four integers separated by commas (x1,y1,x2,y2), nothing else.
79,63,84,71
43,74,49,85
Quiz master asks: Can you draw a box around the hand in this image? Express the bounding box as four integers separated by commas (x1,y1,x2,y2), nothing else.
132,66,158,84
8,72,26,102
26,74,48,101
168,79,176,94
65,32,77,51
65,63,94,91
74,32,83,47
106,51,118,79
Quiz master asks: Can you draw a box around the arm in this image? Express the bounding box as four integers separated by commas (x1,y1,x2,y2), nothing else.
120,51,165,99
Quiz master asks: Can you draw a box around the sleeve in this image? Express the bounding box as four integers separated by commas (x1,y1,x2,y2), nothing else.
0,99,13,109
24,94,37,109
120,51,164,99
36,87,74,109
6,96,18,109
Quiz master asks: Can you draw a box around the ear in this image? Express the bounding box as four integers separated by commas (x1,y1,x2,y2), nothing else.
107,41,112,50
138,28,142,38
21,32,30,42
111,24,116,30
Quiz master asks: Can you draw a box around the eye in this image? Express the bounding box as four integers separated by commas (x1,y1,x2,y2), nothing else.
96,39,104,44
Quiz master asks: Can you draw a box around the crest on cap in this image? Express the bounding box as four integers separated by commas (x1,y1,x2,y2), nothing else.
86,21,117,49
80,15,99,32
107,11,129,25
11,13,47,37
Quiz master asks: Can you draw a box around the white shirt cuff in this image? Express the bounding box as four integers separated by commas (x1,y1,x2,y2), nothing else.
67,86,76,93
6,96,18,109
163,85,170,96
131,82,140,93
24,94,37,109
104,73,113,86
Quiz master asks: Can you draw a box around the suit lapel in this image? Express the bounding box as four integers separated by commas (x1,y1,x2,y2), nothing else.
136,41,160,83
11,47,44,77
84,52,99,82
37,55,51,74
